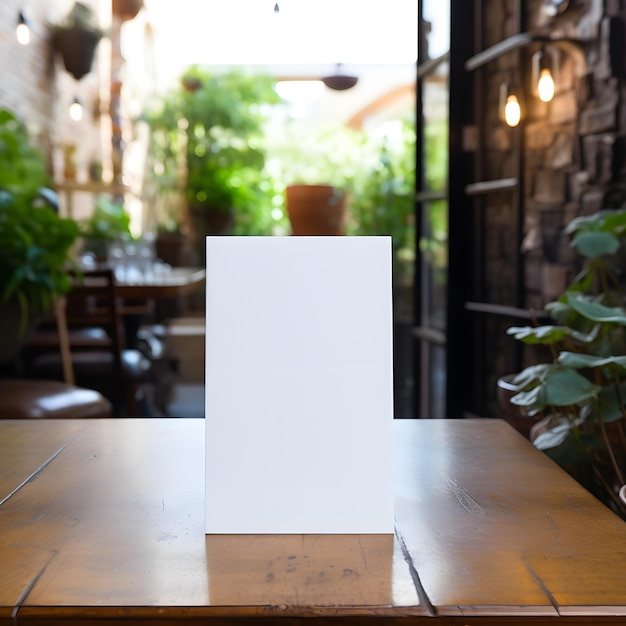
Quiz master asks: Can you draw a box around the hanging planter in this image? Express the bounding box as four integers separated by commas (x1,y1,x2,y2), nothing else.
52,2,104,81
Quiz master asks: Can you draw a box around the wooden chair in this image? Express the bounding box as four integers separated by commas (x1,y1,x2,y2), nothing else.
25,268,153,416
0,292,113,419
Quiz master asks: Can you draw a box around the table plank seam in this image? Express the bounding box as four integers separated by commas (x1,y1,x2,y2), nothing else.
522,556,561,614
10,548,59,624
394,522,435,616
0,434,78,507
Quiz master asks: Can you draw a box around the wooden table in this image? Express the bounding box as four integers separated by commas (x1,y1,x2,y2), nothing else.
114,266,206,300
1,418,626,625
113,266,206,344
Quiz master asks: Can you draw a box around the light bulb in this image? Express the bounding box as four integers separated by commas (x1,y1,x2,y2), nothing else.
16,13,30,45
504,94,521,127
69,99,83,122
537,67,555,102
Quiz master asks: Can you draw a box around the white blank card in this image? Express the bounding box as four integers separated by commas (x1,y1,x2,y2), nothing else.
205,236,394,534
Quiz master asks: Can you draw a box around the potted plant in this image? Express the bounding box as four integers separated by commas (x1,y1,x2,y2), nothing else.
144,66,281,264
264,118,361,237
285,184,347,236
504,208,626,518
51,2,104,81
0,109,79,361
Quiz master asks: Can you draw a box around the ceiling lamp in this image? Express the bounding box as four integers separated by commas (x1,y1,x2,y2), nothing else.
500,84,521,127
322,64,358,91
16,10,30,45
533,49,556,102
69,97,83,121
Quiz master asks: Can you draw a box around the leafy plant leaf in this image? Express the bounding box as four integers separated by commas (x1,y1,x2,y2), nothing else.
506,323,595,344
558,352,626,370
567,294,626,325
532,417,573,450
541,367,601,406
510,363,552,389
571,231,620,259
507,325,569,343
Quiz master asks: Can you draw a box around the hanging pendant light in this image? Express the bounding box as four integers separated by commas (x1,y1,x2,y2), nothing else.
533,49,555,102
504,94,521,127
69,97,83,122
500,84,521,127
322,64,358,91
537,67,555,102
16,10,30,45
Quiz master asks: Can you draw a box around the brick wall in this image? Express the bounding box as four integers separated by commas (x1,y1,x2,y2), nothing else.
0,0,107,189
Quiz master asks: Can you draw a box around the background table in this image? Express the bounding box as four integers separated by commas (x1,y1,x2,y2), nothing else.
1,418,625,625
114,266,206,299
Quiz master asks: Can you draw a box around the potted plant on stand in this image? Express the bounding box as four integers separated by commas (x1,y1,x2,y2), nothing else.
0,109,79,363
503,208,626,519
144,67,281,265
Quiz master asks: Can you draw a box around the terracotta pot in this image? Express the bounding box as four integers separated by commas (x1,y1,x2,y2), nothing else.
285,184,346,236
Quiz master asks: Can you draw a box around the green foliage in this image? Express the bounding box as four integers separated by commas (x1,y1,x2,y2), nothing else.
145,68,418,249
346,119,416,256
0,109,79,331
0,109,48,200
265,114,416,259
420,115,449,286
79,196,132,241
265,119,363,189
144,67,281,236
506,208,626,516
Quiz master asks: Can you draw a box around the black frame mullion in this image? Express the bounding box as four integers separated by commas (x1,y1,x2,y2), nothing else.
412,0,427,417
445,0,475,417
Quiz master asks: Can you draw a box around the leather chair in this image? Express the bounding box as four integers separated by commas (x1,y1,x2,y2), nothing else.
0,379,112,418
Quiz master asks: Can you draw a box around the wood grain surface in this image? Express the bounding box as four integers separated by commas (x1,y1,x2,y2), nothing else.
0,417,625,625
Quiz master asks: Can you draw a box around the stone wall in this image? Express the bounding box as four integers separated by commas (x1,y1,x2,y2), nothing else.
472,0,626,416
477,0,626,314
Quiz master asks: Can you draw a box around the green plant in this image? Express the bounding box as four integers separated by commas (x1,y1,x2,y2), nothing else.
346,118,416,258
144,67,281,241
0,109,79,333
266,116,417,251
505,208,626,517
79,196,132,241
